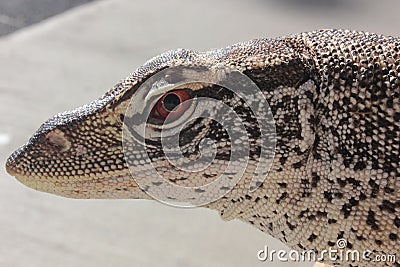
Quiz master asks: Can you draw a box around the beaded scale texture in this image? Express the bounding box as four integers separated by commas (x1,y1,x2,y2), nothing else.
5,29,400,266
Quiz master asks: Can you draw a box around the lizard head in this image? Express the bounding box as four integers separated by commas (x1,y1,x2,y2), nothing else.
5,47,279,206
7,30,400,262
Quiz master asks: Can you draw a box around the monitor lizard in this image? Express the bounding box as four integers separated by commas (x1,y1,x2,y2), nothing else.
5,29,400,266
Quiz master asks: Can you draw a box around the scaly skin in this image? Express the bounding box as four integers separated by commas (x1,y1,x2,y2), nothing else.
5,29,400,266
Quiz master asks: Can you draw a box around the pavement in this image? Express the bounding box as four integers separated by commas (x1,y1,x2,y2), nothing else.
0,0,399,266
0,0,96,36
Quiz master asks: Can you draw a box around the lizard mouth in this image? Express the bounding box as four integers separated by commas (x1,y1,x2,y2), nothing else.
6,145,25,177
5,142,145,199
6,145,57,194
5,156,16,176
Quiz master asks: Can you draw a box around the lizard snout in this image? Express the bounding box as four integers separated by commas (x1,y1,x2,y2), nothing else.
5,145,25,177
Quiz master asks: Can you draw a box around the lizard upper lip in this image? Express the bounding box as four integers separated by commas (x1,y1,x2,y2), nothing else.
5,145,25,176
5,157,16,176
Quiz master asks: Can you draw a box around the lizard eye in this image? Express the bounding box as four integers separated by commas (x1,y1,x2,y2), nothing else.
151,89,191,121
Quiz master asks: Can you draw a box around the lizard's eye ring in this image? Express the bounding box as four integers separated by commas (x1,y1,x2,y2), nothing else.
151,89,191,121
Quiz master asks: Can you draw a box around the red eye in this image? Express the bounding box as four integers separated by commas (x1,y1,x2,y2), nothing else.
151,90,191,121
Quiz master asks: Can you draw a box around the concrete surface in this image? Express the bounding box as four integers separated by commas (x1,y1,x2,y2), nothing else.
0,0,400,266
0,0,97,36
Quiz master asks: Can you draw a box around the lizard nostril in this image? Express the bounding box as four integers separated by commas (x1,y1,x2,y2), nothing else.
44,129,71,153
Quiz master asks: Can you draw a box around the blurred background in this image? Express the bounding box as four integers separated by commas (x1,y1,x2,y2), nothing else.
0,0,399,266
